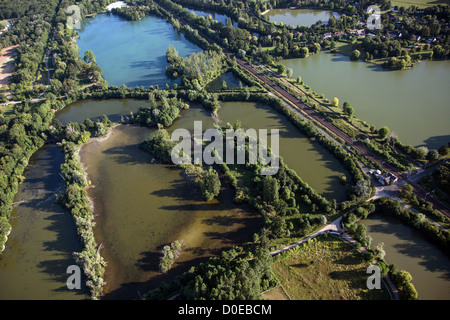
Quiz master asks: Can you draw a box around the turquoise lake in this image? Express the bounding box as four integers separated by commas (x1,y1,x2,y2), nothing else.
77,13,201,88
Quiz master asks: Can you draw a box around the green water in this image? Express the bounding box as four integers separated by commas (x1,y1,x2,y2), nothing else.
362,213,450,300
0,145,88,300
282,53,450,149
217,101,349,201
79,123,261,299
55,99,148,125
265,8,340,27
206,71,246,91
77,13,201,88
57,99,349,200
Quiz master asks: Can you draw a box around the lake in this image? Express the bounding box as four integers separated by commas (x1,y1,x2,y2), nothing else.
79,123,262,299
282,53,450,149
77,13,201,88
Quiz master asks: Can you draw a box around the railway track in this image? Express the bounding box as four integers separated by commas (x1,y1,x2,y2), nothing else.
159,2,450,217
230,53,401,179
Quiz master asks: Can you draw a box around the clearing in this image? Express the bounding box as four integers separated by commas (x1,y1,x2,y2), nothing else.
270,235,392,300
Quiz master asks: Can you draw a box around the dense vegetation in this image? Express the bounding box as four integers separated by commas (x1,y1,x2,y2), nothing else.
166,46,226,88
145,246,277,300
128,92,188,128
0,100,56,250
58,139,106,299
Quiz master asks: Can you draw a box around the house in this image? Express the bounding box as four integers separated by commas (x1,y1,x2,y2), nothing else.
357,29,366,37
324,32,332,39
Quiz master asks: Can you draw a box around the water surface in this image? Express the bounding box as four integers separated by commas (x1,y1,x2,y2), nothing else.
186,8,238,27
363,213,450,300
217,101,350,201
266,8,340,27
282,53,450,148
79,124,261,299
55,99,148,125
0,145,88,299
77,13,201,88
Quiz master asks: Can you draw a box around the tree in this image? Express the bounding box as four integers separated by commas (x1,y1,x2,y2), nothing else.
399,184,414,200
438,145,449,156
286,68,293,78
277,64,286,75
0,93,7,103
83,50,96,64
378,126,390,139
415,146,429,160
331,97,339,107
199,168,221,201
426,149,439,162
350,49,361,61
343,103,354,117
300,46,309,58
355,179,370,198
263,175,279,203
374,242,386,260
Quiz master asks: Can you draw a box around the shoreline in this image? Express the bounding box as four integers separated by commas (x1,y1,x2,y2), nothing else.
77,123,120,214
0,229,11,253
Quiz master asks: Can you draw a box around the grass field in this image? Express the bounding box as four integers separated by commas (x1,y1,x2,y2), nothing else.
271,235,392,300
391,0,449,8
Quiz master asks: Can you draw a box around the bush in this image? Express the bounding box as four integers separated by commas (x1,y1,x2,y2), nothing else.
198,167,221,201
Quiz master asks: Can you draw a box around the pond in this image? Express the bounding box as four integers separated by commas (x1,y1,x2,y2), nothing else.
362,213,450,300
282,53,450,149
77,13,201,89
217,101,349,201
186,8,238,28
206,71,246,91
55,98,145,125
265,8,340,28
